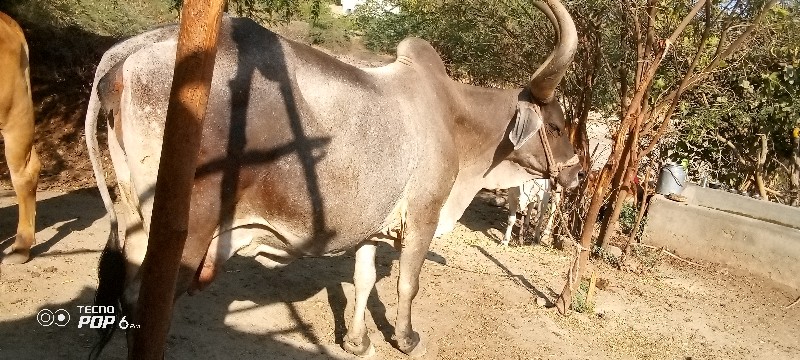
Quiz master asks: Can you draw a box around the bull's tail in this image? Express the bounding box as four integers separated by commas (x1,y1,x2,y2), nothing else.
84,25,181,360
85,56,125,360
87,249,125,360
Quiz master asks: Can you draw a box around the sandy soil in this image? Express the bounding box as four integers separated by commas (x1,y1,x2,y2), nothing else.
1,187,798,360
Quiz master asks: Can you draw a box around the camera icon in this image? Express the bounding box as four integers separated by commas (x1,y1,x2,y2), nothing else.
37,309,53,326
37,308,71,327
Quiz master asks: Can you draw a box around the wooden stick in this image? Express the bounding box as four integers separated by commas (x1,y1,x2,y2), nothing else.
633,243,705,267
786,296,800,309
130,0,225,358
660,249,705,267
586,271,598,306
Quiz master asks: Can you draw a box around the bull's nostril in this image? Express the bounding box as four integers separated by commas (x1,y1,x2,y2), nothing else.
578,170,587,180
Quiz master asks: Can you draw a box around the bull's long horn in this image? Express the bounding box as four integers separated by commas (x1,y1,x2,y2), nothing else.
529,0,578,104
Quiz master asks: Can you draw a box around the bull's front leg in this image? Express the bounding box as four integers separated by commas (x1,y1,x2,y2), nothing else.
342,240,378,357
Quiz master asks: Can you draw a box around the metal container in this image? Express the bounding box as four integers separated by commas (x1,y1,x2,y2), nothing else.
655,162,686,195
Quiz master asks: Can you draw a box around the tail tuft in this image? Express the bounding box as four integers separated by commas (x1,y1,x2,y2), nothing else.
88,232,126,360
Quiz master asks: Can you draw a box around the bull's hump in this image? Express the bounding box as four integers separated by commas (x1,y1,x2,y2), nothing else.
395,38,448,77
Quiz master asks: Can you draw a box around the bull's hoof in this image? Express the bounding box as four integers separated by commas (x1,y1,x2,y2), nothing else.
342,333,375,357
395,331,426,357
2,249,31,264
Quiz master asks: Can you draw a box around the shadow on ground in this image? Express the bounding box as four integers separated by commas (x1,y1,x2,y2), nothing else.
0,189,107,257
458,189,509,244
0,189,420,358
0,241,408,359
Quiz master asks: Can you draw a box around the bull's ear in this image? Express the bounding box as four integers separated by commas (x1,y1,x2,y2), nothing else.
509,101,543,150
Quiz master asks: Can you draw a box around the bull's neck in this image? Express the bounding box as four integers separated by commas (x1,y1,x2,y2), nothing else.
450,83,523,171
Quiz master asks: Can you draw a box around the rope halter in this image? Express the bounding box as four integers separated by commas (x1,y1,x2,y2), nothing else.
538,124,579,179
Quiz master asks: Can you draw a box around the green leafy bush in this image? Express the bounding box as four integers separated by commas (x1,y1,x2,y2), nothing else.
571,278,594,314
302,1,356,48
619,202,646,241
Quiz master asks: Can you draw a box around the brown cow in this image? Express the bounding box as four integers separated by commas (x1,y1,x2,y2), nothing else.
0,11,40,265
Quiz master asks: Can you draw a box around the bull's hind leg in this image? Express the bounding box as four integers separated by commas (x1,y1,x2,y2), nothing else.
121,191,219,355
1,112,40,264
120,194,149,304
173,181,227,297
343,240,378,357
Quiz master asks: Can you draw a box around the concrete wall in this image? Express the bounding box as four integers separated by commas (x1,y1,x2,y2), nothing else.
681,185,800,229
642,185,800,290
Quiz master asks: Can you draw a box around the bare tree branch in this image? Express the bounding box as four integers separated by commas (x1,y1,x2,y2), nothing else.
715,132,756,165
639,0,714,156
666,0,709,46
688,0,779,89
756,133,769,199
642,0,658,81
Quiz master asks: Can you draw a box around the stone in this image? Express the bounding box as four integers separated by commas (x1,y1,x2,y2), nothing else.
605,245,623,259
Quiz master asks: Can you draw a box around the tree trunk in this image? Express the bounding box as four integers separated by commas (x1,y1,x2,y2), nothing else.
555,164,611,314
755,134,768,200
596,118,639,249
792,127,799,206
555,0,778,315
130,1,225,358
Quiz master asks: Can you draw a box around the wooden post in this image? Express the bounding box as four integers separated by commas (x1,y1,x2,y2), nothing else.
129,0,225,358
585,271,598,307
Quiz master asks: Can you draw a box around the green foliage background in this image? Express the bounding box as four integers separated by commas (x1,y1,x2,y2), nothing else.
353,0,553,87
2,0,796,199
352,0,798,198
675,3,799,190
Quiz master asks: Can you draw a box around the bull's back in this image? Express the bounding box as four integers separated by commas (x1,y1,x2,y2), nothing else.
0,12,31,129
114,17,419,252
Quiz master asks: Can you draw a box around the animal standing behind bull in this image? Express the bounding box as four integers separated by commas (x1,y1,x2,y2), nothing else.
0,11,40,265
502,178,557,246
86,0,583,357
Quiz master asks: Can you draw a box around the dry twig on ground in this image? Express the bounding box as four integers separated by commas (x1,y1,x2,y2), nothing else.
633,243,705,267
786,296,800,309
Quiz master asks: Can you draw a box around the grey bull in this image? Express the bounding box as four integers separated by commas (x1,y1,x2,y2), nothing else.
86,0,582,357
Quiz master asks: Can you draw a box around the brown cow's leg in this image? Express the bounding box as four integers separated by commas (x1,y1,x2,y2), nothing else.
342,240,377,357
2,113,40,264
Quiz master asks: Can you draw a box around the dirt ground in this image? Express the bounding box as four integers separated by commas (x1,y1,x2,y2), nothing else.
1,186,799,360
